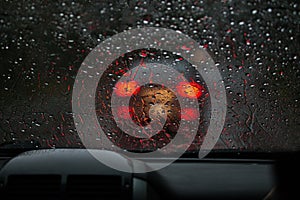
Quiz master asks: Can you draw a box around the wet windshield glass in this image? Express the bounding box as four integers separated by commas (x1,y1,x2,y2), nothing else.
0,0,299,152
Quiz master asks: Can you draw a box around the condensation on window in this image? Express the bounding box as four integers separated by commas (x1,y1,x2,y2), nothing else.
0,0,299,152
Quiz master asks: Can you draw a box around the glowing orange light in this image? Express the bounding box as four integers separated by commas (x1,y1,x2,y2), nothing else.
116,106,133,119
115,81,140,97
181,108,199,120
176,82,203,98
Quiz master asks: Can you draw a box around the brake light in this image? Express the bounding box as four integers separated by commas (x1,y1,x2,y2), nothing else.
114,81,140,97
176,81,203,98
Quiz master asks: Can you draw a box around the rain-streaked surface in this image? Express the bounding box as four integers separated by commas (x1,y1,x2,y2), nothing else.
0,0,299,152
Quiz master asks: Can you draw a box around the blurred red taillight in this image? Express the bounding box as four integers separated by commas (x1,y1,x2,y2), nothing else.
176,81,203,98
114,81,140,97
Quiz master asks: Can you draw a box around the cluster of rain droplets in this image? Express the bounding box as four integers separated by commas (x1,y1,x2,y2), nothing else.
0,0,299,151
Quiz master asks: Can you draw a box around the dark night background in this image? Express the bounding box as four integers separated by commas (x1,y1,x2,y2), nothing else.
0,0,299,151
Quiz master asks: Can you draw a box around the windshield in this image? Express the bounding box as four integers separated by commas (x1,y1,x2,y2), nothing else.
0,0,299,153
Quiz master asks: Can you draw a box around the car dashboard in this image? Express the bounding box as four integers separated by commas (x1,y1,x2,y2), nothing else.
0,149,280,200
